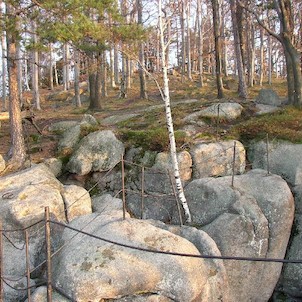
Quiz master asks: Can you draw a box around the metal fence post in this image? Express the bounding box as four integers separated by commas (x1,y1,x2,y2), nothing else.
45,207,52,301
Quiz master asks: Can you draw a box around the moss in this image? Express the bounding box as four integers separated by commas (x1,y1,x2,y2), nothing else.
229,106,302,143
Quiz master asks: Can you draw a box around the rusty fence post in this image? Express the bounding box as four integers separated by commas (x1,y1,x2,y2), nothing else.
0,221,3,302
231,141,237,187
140,166,145,219
45,207,52,302
121,156,126,220
25,230,31,302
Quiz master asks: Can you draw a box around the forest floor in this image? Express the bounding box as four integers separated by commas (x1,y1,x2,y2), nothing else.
0,72,300,168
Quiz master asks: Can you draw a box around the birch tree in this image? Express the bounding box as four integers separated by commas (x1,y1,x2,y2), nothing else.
158,0,192,223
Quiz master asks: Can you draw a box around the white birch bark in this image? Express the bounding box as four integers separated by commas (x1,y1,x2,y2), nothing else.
158,0,191,223
49,43,54,90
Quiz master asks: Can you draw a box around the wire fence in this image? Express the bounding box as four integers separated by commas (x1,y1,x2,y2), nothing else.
0,136,296,302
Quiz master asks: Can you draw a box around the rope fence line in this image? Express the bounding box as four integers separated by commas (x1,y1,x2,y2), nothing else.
0,136,276,301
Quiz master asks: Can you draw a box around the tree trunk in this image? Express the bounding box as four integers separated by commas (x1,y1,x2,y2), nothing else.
114,44,119,85
197,0,204,87
74,50,81,107
211,0,225,99
49,43,54,90
158,0,191,223
181,0,186,82
32,19,41,110
6,2,26,169
230,0,248,98
268,33,272,85
101,51,107,98
259,26,264,86
63,42,70,91
186,1,192,81
1,16,7,111
16,33,23,106
137,0,148,99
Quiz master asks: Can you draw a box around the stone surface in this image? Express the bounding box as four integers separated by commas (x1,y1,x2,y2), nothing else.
43,157,63,177
185,169,294,301
255,104,280,115
198,102,243,120
52,213,209,302
62,185,92,222
249,140,302,187
278,214,302,298
57,124,81,156
190,140,246,178
0,164,91,277
92,193,124,214
4,276,35,302
0,154,5,173
153,150,192,182
48,121,78,134
25,286,70,302
66,130,125,175
255,89,282,106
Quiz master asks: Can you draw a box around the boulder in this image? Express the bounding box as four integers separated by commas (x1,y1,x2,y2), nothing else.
25,286,70,302
249,140,302,187
277,214,302,298
153,151,192,182
185,169,294,301
198,102,243,120
0,154,5,173
256,89,282,106
92,193,124,214
255,104,280,115
57,124,81,156
71,94,90,105
0,164,92,277
183,102,243,123
190,140,246,178
66,130,125,175
4,276,35,302
43,157,63,177
52,213,210,301
48,121,78,134
62,185,92,222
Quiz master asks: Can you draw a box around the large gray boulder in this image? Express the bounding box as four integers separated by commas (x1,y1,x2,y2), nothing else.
277,214,302,298
190,140,246,178
249,140,302,214
185,169,294,301
256,89,282,106
249,140,302,187
52,213,212,301
125,151,191,223
196,102,243,120
0,164,92,277
66,130,125,175
183,102,243,124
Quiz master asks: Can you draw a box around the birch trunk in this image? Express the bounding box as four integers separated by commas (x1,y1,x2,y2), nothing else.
158,0,191,223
